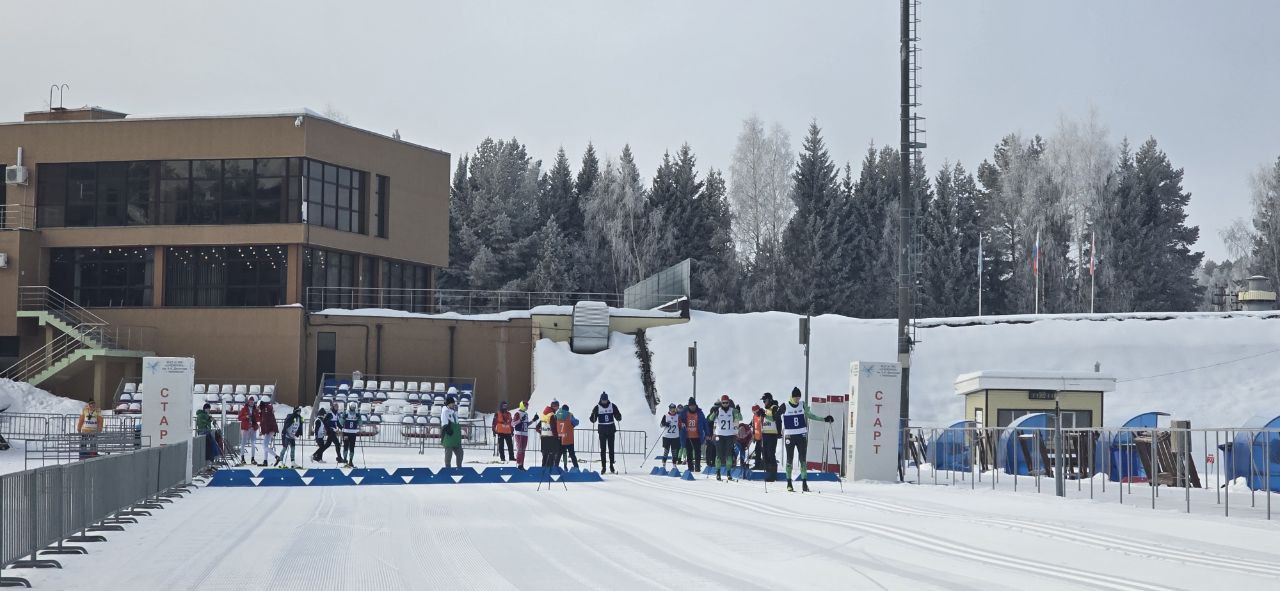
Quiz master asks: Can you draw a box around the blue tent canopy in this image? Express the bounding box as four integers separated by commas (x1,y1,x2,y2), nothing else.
928,420,975,471
1100,411,1168,482
998,413,1051,476
1221,415,1280,492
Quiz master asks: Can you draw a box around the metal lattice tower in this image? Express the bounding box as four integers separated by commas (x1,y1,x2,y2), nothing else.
898,0,925,433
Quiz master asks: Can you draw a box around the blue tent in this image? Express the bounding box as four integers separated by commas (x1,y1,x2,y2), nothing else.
998,413,1051,476
1100,411,1168,482
1221,415,1280,492
928,420,975,471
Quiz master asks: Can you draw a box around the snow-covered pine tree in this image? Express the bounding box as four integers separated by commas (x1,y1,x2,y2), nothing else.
780,122,844,315
1249,157,1280,287
526,218,576,293
1125,137,1203,311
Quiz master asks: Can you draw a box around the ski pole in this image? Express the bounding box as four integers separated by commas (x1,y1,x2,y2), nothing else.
639,428,663,469
825,425,844,493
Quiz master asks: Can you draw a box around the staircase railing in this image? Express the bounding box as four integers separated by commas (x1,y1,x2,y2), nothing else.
18,286,109,328
17,286,116,347
0,332,88,383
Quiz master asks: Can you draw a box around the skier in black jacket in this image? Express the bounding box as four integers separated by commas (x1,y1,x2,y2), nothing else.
589,392,623,474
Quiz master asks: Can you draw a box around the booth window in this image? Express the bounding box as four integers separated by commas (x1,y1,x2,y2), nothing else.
50,247,154,307
165,245,287,306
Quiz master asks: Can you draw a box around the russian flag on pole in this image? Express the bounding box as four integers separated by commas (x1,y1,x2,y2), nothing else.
1089,232,1096,276
1032,230,1040,274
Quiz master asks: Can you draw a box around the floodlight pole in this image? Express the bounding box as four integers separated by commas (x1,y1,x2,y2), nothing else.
1054,398,1065,497
688,342,698,401
800,315,811,404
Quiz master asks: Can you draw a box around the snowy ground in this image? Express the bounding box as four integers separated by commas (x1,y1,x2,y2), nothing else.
13,446,1280,591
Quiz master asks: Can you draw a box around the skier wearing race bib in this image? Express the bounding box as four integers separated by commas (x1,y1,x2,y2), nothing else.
659,403,682,469
512,401,531,470
589,392,623,474
756,397,784,482
706,395,743,481
679,398,709,472
781,387,834,492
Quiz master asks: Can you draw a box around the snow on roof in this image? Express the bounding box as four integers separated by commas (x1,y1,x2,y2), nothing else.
124,107,326,120
313,304,682,322
954,370,1117,396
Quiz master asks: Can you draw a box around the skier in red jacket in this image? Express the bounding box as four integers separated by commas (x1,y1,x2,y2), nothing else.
237,396,259,465
257,401,279,467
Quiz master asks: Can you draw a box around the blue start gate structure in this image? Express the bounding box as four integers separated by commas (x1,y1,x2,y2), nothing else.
928,420,976,472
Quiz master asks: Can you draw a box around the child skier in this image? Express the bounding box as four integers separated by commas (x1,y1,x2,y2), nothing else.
706,395,742,481
557,404,581,470
280,406,303,468
442,395,463,468
735,419,753,474
258,400,279,467
339,402,361,468
512,401,531,470
781,387,834,492
659,403,682,469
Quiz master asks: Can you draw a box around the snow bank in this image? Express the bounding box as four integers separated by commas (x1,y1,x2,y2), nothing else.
530,333,651,431
535,310,1280,428
0,379,86,415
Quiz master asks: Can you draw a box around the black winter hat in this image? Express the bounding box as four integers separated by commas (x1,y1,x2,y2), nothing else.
687,397,697,406
791,387,802,398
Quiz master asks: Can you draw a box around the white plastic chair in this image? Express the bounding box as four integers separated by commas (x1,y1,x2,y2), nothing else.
405,382,419,393
264,385,276,396
124,382,137,393
415,415,430,425
128,402,142,413
116,403,129,413
119,392,132,403
391,381,405,392
234,384,248,395
193,384,206,395
249,385,262,396
205,393,219,403
433,382,446,393
377,380,392,391
352,379,365,391
233,393,247,404
207,384,221,396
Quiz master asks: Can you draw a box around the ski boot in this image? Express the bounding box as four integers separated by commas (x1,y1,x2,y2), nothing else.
786,478,795,492
727,472,735,482
716,472,722,481
801,479,810,493
610,465,617,475
239,455,246,466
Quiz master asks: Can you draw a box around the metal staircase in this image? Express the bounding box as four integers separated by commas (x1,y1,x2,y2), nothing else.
2,287,153,386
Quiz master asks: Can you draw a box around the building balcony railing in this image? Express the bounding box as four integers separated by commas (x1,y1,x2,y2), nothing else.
304,287,647,316
0,204,36,230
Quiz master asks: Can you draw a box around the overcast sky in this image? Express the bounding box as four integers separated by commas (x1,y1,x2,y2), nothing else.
3,0,1277,260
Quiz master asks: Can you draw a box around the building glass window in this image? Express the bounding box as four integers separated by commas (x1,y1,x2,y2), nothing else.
303,159,365,234
380,259,431,313
165,245,287,306
303,248,358,310
38,158,307,227
50,247,154,307
374,175,389,238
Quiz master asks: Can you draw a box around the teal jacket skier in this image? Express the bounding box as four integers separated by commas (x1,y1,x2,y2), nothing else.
780,387,834,492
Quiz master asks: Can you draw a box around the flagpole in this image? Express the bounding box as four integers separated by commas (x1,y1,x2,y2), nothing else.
977,235,983,317
1034,230,1040,315
1090,232,1096,314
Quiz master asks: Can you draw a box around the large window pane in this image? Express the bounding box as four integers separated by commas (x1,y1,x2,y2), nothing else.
165,245,287,307
97,163,127,226
49,247,153,307
126,162,152,225
66,163,97,226
37,163,67,227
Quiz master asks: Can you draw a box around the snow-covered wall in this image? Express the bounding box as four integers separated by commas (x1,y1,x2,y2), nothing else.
535,310,1280,429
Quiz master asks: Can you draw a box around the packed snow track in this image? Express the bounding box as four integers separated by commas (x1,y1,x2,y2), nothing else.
20,474,1280,590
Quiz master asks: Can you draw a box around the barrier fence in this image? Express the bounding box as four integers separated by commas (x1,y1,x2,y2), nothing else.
0,437,205,587
900,425,1280,520
0,413,140,442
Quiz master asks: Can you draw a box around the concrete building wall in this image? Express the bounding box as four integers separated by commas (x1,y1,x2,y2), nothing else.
304,313,533,413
